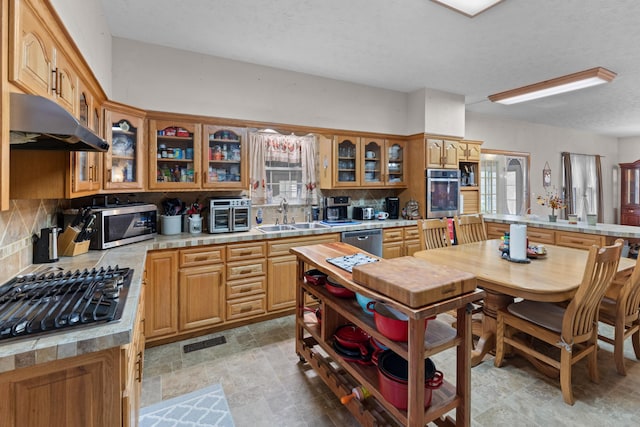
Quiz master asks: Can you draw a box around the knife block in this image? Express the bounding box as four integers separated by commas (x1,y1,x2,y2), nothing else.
57,226,90,257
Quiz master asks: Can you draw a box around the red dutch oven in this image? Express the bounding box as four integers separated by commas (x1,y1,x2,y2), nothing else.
326,277,356,298
366,301,432,342
303,269,327,286
375,350,443,410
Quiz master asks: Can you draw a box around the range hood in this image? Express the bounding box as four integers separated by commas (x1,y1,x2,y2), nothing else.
9,93,109,152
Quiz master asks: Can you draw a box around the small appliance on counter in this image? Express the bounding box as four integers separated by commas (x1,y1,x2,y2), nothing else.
65,203,158,250
323,196,351,223
32,227,61,263
352,206,375,220
209,196,251,233
385,197,400,219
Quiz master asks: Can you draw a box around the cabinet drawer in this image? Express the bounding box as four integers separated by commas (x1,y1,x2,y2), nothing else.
403,226,419,240
226,295,267,321
383,228,403,242
227,242,266,261
486,223,510,240
227,276,267,299
179,246,224,267
268,234,339,257
227,259,266,280
527,227,555,245
556,231,605,250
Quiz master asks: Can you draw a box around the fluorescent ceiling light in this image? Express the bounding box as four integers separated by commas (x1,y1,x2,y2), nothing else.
431,0,504,17
488,67,617,105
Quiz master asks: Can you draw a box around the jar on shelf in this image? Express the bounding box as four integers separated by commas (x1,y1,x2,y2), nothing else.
212,146,222,160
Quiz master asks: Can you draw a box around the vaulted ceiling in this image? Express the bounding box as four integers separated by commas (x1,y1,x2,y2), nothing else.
101,0,640,137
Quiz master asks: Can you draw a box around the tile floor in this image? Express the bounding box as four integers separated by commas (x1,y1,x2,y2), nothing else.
141,315,640,426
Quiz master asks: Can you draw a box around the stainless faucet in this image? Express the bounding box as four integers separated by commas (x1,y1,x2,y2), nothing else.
279,198,289,224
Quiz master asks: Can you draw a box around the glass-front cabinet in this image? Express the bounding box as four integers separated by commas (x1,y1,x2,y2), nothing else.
203,125,247,189
71,87,101,195
620,160,640,226
384,139,406,188
148,120,202,190
103,101,146,191
361,138,384,187
319,135,406,189
335,136,360,187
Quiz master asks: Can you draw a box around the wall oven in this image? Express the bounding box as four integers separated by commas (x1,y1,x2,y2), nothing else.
209,197,251,233
426,169,461,218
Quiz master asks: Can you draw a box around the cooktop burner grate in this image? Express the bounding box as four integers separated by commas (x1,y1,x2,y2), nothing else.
0,265,132,340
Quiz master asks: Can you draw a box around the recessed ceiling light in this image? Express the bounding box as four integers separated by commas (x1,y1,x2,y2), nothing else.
488,67,617,105
431,0,504,17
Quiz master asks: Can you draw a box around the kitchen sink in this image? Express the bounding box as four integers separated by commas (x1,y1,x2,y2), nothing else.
255,224,297,233
290,222,331,229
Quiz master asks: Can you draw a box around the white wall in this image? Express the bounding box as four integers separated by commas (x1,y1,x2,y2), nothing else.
424,88,465,138
111,38,408,135
50,0,112,96
618,137,640,164
466,111,620,223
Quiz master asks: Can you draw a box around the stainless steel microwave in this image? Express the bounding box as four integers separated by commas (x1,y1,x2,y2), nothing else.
88,203,157,249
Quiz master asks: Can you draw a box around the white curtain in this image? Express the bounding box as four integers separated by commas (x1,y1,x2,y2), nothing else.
562,152,602,221
249,131,318,204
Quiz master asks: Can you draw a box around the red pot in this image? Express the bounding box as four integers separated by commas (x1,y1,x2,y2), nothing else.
334,324,371,356
304,269,327,286
366,301,432,342
376,350,443,410
325,277,356,298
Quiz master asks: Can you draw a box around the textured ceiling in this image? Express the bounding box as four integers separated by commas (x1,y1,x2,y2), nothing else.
100,0,640,137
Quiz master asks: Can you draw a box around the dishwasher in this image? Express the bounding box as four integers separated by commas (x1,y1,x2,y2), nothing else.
341,229,383,257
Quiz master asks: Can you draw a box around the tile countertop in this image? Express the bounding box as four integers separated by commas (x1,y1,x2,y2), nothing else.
0,219,417,372
484,214,640,238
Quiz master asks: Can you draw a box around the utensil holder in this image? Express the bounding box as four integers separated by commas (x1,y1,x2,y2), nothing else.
161,215,182,235
57,226,90,257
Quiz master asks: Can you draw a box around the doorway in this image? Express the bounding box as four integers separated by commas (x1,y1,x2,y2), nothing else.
480,150,530,215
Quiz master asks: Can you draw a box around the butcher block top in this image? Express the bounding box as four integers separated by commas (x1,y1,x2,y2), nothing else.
290,242,477,309
352,256,477,308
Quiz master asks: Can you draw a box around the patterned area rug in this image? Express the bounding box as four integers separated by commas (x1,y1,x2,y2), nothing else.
140,383,235,427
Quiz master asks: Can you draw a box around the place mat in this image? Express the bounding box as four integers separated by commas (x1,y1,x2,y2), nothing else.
501,252,531,264
326,253,379,273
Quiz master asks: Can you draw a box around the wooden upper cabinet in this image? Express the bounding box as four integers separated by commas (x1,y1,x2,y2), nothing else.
9,0,77,114
149,119,202,190
202,125,248,189
319,136,407,189
620,160,640,226
457,140,482,162
426,138,459,169
103,101,146,191
71,86,101,196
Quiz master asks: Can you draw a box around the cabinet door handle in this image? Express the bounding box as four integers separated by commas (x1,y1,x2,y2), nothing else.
194,171,198,183
88,165,94,182
107,168,112,181
135,351,143,382
51,68,57,94
57,70,63,97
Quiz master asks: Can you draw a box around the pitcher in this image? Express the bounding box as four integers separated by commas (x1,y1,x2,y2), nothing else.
188,214,202,234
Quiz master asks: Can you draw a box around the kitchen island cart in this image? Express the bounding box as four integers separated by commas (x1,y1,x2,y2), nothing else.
291,242,483,426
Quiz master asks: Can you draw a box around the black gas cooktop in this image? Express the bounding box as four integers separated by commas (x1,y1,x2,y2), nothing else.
0,265,132,341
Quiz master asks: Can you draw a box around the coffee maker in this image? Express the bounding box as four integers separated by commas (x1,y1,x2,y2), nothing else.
33,227,61,264
385,197,400,219
323,196,350,222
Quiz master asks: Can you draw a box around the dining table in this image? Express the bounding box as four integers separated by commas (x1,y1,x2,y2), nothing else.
413,239,636,366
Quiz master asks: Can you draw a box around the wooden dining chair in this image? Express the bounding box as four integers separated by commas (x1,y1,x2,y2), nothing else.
453,214,487,245
494,239,624,405
597,254,640,375
417,218,451,250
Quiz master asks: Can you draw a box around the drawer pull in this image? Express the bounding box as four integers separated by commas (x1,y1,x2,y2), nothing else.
240,304,253,313
240,286,252,293
195,256,208,261
239,269,252,275
240,250,253,256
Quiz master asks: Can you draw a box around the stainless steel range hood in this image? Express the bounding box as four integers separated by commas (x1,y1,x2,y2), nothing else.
9,93,109,152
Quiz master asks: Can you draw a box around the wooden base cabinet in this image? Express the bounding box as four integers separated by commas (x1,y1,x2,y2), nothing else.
383,227,422,259
144,250,179,340
179,264,224,331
